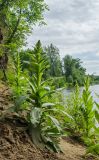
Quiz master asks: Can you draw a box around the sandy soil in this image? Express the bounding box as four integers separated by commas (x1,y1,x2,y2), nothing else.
57,138,86,160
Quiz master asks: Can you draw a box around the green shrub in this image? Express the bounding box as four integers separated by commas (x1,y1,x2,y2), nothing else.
81,77,95,137
49,76,66,89
65,83,84,135
9,41,70,152
65,77,99,156
8,52,28,112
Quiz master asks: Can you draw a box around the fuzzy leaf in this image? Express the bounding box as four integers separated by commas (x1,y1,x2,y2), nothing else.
30,108,42,127
47,115,61,132
42,103,55,108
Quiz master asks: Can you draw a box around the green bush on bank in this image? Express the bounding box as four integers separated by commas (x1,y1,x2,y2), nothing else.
5,41,99,157
65,78,99,156
7,41,70,152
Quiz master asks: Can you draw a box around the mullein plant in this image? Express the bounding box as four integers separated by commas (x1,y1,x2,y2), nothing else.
70,83,83,132
8,52,28,112
81,77,95,138
65,78,99,156
65,83,83,135
81,77,99,155
6,41,70,152
95,101,99,125
24,40,70,152
87,98,99,155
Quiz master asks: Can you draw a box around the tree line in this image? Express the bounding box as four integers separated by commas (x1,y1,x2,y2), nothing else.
20,43,86,86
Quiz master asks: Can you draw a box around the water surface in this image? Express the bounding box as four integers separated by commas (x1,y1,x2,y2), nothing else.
63,85,99,103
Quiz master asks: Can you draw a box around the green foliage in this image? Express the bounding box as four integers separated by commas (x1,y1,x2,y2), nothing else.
65,77,99,156
0,0,48,82
95,102,99,123
1,0,99,157
86,143,99,155
90,100,99,155
44,44,63,78
81,78,99,155
25,41,69,151
20,49,32,72
90,74,99,85
10,53,26,95
65,83,84,134
47,76,66,89
19,45,87,88
16,40,69,152
13,52,23,95
0,0,48,47
81,77,95,137
19,46,65,89
8,52,28,112
63,55,86,86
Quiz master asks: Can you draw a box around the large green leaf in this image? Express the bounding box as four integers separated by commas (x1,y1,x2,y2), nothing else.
30,107,42,127
95,111,99,123
42,103,55,108
42,126,61,137
61,110,74,120
47,115,62,132
14,95,27,111
95,102,99,109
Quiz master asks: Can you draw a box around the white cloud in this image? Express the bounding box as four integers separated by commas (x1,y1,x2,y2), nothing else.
27,0,99,75
96,52,99,56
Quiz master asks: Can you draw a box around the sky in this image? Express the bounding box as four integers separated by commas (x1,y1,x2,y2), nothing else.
27,0,99,75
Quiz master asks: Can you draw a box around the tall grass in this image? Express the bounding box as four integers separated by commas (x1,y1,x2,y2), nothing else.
65,77,99,155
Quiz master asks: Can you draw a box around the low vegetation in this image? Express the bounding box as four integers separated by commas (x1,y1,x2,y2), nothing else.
3,41,98,158
0,0,99,159
20,44,86,87
7,41,71,152
65,78,99,156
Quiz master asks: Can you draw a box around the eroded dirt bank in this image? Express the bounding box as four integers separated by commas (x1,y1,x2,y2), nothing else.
0,83,97,160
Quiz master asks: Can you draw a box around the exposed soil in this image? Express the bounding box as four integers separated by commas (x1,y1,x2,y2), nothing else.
57,138,85,160
0,83,98,160
0,118,58,160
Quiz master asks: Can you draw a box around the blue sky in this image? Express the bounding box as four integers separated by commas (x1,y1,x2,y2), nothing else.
27,0,99,75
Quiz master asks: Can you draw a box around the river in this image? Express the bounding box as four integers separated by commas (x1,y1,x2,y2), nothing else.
63,85,99,103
